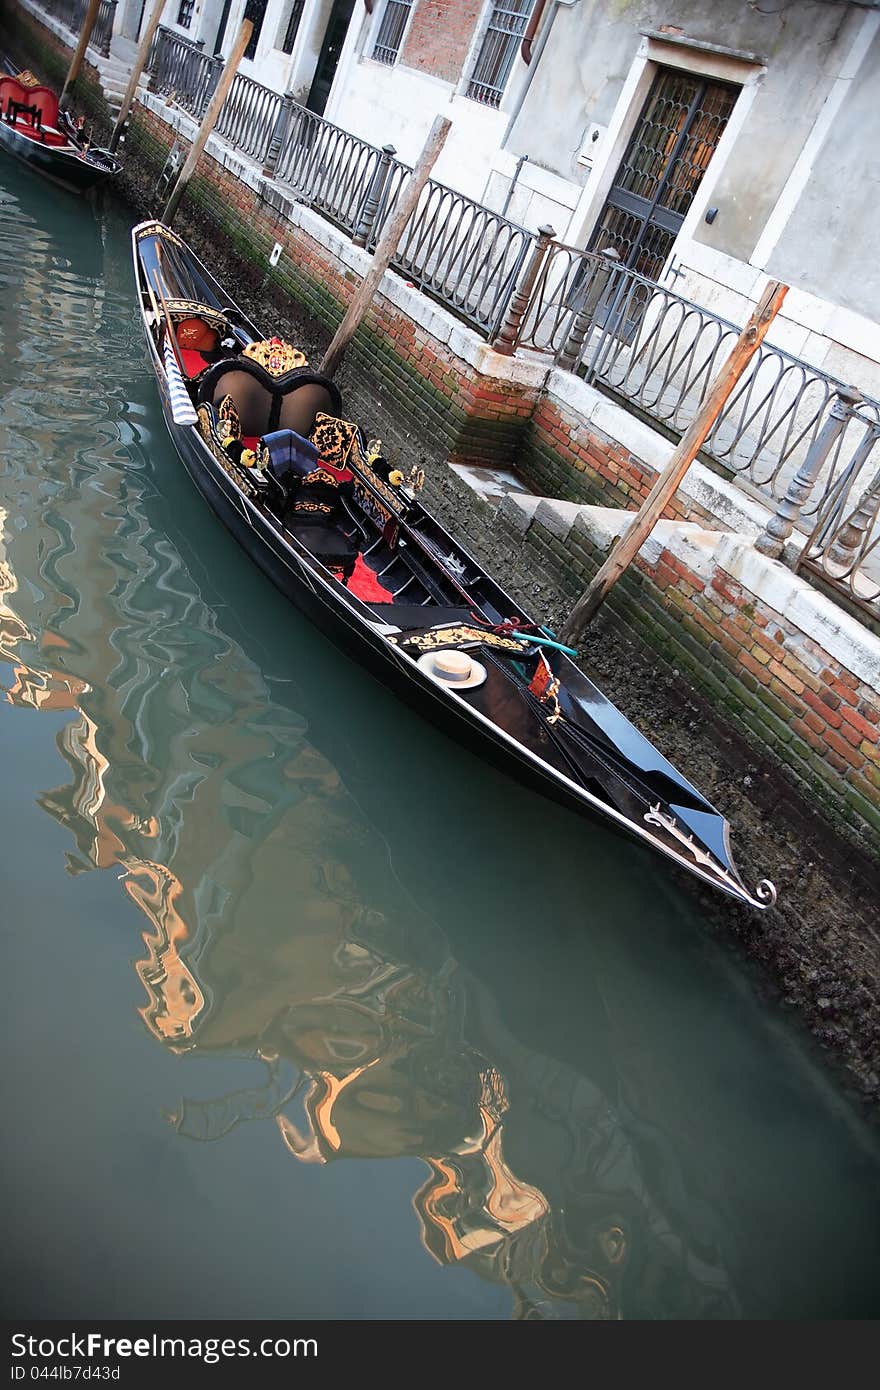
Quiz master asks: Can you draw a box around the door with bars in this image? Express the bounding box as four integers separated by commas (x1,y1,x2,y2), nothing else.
588,67,738,282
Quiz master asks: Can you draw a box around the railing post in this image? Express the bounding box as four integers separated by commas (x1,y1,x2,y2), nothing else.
826,432,880,571
200,53,224,119
491,224,556,356
755,385,863,560
262,92,295,177
557,247,620,373
352,143,396,248
148,27,166,91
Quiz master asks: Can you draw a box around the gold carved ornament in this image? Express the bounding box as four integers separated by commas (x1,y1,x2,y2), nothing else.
242,336,308,377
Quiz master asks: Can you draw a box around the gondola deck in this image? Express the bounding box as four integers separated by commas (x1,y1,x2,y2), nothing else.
132,218,777,911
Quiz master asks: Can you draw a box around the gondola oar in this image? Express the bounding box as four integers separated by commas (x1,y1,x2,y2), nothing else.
145,274,198,427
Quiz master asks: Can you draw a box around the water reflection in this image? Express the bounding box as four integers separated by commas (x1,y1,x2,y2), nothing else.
0,455,738,1319
2,161,879,1321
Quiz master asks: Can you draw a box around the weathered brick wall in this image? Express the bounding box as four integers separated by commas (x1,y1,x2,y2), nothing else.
491,506,880,850
521,393,718,523
400,0,484,82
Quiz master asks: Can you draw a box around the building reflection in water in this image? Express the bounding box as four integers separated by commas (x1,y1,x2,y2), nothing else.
0,475,738,1321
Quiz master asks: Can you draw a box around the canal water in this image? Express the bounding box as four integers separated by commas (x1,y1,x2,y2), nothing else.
1,162,879,1322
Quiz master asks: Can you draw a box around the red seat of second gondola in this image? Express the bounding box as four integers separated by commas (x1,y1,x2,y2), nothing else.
24,84,60,130
1,77,66,145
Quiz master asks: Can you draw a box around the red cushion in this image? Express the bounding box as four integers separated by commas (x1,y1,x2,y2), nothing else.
346,554,394,603
25,84,59,129
1,78,60,131
316,461,353,484
0,76,26,110
179,348,209,377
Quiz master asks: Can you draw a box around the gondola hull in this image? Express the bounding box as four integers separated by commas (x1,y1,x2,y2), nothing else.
0,117,120,193
160,399,600,818
134,220,777,911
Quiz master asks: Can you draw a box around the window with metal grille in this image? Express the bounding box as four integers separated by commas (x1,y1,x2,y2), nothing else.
466,0,533,108
176,0,194,29
243,0,269,60
372,0,413,66
279,0,305,54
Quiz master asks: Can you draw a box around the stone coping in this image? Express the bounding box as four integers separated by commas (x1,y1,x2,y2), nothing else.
499,493,880,690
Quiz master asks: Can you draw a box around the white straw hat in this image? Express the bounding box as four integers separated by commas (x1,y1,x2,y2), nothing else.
416,648,487,690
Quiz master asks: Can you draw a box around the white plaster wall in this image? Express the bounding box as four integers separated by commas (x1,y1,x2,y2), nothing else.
328,51,512,201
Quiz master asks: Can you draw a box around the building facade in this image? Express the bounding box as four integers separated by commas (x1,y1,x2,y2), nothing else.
124,0,877,389
323,0,880,390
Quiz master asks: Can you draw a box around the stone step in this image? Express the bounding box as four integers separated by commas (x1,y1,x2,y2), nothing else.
110,36,139,61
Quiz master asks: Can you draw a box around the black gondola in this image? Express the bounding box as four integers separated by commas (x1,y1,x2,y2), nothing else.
0,63,122,193
131,219,777,910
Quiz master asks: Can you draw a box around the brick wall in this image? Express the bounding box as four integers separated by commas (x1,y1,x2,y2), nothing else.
491,505,880,851
520,393,716,522
400,0,484,83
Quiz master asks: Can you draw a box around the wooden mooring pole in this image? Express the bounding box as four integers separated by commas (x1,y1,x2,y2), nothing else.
108,0,165,153
320,115,452,379
59,0,102,108
161,19,253,226
560,279,789,645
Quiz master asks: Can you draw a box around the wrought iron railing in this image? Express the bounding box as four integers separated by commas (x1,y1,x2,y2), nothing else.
149,27,220,120
385,178,534,337
796,415,880,618
269,102,533,336
36,0,116,55
93,0,116,56
274,102,386,236
509,238,880,613
216,71,283,164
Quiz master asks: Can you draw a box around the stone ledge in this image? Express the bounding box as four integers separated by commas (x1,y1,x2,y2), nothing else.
515,494,880,693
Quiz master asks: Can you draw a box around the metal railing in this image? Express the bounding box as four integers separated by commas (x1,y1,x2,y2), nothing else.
268,99,533,336
274,101,386,237
149,27,221,120
37,0,116,55
797,421,880,618
133,24,877,617
387,178,533,336
216,71,283,164
753,389,880,618
505,237,880,604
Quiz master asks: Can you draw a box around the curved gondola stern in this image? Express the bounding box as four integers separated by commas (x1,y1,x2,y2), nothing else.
515,651,778,910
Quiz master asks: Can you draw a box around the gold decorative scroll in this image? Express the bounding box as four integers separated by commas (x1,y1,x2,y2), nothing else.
392,625,529,654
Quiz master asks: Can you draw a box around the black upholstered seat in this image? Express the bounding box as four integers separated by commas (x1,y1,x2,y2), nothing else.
198,358,342,440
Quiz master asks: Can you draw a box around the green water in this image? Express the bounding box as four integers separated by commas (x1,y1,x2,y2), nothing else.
1,162,878,1321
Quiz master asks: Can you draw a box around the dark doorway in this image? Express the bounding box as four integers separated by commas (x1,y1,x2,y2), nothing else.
589,67,738,282
243,0,269,59
305,0,355,116
212,0,234,55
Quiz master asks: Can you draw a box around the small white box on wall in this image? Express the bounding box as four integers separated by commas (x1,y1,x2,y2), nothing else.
577,123,607,169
